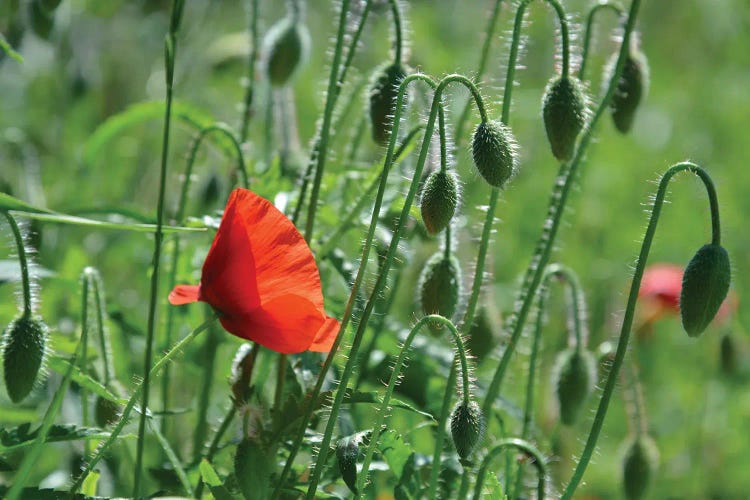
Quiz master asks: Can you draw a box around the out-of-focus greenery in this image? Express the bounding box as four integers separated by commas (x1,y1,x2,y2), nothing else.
1,0,749,498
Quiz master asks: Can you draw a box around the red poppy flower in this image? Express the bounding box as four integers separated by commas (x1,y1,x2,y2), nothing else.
168,188,339,354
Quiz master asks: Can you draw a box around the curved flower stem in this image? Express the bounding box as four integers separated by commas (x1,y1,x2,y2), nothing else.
3,213,33,317
561,161,722,498
482,0,642,418
579,1,624,80
133,1,185,493
454,0,504,147
472,438,547,500
239,0,259,142
550,263,587,350
387,0,404,65
427,362,458,499
274,74,438,496
70,314,217,495
355,315,471,497
304,74,487,500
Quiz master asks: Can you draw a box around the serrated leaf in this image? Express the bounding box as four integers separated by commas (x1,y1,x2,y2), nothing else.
0,424,112,453
378,430,413,480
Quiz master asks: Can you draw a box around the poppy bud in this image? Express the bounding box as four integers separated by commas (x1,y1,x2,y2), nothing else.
622,435,658,500
471,120,518,189
95,396,122,427
605,42,649,133
418,252,462,326
369,62,407,145
2,314,49,403
235,438,273,500
542,76,588,161
336,435,361,494
262,15,310,87
553,348,596,425
450,400,484,459
680,243,731,337
420,170,459,235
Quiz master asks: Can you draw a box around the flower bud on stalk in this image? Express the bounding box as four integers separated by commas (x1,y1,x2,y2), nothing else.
369,62,408,145
420,170,459,235
418,252,462,328
622,435,659,500
450,400,484,459
2,314,49,403
262,9,310,87
471,120,518,189
680,243,731,337
605,39,649,133
553,347,596,425
542,76,588,161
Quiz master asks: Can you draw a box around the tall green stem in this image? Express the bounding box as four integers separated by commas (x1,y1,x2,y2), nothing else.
239,0,259,142
355,315,471,497
482,0,642,417
133,2,184,493
561,162,722,498
427,362,458,499
387,0,404,65
3,213,33,317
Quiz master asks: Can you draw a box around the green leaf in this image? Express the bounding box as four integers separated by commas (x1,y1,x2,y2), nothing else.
316,389,435,420
47,356,127,405
200,459,241,500
378,430,413,480
482,471,506,499
81,470,100,497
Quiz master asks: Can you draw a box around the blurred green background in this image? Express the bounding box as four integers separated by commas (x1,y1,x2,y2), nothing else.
1,0,749,498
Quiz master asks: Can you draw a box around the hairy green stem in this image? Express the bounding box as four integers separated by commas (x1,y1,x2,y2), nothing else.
3,213,33,317
561,161,721,497
133,2,185,491
579,1,624,80
482,0,642,417
473,438,547,500
427,362,458,499
70,315,217,494
192,318,220,462
239,0,259,142
355,315,471,497
387,0,404,65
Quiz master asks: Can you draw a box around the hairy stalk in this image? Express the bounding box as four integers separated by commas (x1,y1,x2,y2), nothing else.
274,74,439,496
561,162,721,497
192,317,220,462
3,213,33,317
355,316,471,497
133,1,185,493
70,315,217,494
387,0,404,65
305,74,487,499
472,438,547,500
579,1,624,80
482,0,642,417
454,0,504,146
427,362,458,499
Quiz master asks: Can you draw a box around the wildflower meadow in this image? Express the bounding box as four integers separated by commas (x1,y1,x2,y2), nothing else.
1,0,749,498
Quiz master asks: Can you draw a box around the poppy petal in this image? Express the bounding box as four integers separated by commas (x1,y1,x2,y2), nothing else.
168,284,201,305
200,190,262,316
228,189,326,310
308,316,340,352
220,294,325,354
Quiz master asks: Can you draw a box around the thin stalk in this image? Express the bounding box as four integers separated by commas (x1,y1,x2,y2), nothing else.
133,0,184,491
625,360,647,436
387,0,404,65
454,0,504,146
472,438,547,500
70,315,217,494
427,363,458,499
3,213,33,316
579,1,624,80
80,273,92,458
305,74,487,499
482,0,642,417
239,0,259,142
561,162,721,498
355,315,472,497
192,317,220,462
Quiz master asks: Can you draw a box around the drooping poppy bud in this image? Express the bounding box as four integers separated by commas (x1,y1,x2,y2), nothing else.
169,189,340,354
542,76,588,161
680,243,731,337
336,434,362,494
418,251,462,325
605,40,649,134
2,314,48,403
369,62,407,145
622,435,658,500
262,13,310,87
450,400,484,459
471,120,518,189
420,170,459,235
553,347,596,425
